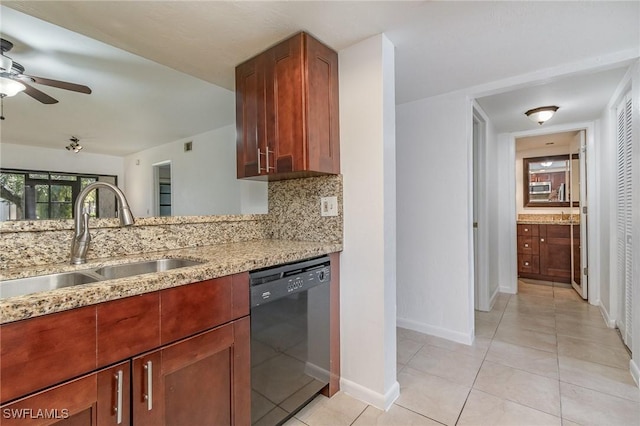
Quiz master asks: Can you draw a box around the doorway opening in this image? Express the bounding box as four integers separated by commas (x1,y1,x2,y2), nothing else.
153,162,172,217
514,129,588,300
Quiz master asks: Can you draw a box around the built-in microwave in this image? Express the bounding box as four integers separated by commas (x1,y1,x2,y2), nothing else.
529,181,551,194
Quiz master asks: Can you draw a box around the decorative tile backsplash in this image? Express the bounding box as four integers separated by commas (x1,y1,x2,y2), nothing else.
0,176,343,270
267,175,343,243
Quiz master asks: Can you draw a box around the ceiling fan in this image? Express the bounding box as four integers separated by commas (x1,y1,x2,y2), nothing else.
0,38,91,104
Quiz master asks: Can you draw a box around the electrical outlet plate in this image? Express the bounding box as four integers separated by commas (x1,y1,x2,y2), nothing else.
321,196,338,217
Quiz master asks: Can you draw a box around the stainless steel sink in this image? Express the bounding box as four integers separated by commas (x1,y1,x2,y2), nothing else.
93,258,203,280
1,258,203,299
0,271,103,299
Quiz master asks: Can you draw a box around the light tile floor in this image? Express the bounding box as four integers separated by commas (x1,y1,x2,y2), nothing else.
286,280,640,425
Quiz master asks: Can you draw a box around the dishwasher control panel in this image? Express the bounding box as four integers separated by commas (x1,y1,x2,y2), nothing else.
249,256,331,307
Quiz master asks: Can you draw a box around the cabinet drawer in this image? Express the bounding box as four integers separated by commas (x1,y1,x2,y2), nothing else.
97,292,160,367
518,254,539,274
0,306,97,404
517,236,539,255
161,277,234,344
517,224,539,237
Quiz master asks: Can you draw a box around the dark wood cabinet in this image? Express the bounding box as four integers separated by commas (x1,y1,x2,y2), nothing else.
0,305,97,403
1,273,250,426
517,224,572,283
236,31,340,180
133,318,249,426
0,361,130,426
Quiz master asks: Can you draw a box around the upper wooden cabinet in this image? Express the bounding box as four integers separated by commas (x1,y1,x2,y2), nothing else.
236,32,340,179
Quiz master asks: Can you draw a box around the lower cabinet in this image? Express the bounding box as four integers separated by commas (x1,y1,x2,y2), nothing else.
0,361,130,426
0,273,250,426
1,320,249,426
132,318,250,426
517,224,572,283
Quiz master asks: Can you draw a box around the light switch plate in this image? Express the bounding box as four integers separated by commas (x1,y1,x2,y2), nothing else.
320,196,338,217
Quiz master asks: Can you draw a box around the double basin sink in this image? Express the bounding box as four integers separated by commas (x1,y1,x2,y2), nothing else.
1,258,203,300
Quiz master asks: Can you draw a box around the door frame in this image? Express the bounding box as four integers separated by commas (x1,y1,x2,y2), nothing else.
508,121,598,305
472,103,491,311
152,161,172,217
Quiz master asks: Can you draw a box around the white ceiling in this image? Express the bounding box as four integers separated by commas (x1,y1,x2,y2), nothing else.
515,131,578,153
1,1,639,156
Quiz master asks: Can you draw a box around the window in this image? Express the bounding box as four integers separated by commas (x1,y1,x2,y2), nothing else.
0,169,117,221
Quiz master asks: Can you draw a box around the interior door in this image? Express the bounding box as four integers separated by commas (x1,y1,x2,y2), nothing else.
571,130,587,299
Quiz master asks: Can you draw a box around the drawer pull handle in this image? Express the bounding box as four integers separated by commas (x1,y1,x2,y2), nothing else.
114,370,123,424
524,228,529,232
524,262,529,266
524,243,529,248
144,360,153,411
541,238,545,242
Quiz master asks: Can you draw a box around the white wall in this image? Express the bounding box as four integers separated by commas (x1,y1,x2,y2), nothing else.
124,125,267,217
396,92,475,344
0,143,124,182
339,33,399,409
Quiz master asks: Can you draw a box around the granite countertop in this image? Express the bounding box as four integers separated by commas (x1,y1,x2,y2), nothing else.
0,239,342,325
517,220,578,225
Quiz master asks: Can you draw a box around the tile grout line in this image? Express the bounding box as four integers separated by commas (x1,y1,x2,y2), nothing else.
454,293,512,425
553,281,566,424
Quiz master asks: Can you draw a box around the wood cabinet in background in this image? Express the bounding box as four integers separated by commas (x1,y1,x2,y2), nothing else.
517,224,574,283
236,31,340,180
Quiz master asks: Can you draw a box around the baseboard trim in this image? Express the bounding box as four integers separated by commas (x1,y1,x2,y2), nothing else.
339,378,400,411
489,286,500,310
630,359,640,387
397,317,473,345
599,303,616,328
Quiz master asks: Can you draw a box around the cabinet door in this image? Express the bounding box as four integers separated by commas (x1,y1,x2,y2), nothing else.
539,225,572,280
266,34,304,174
305,34,340,174
97,362,131,426
0,361,130,426
236,54,266,178
132,318,250,426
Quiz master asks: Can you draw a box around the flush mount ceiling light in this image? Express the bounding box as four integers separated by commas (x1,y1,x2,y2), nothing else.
525,105,559,125
0,75,26,97
66,136,83,153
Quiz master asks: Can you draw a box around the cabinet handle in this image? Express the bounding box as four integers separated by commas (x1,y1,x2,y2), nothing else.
524,228,529,232
257,148,263,173
524,262,529,266
266,148,275,172
524,243,529,248
540,238,545,243
144,360,153,411
114,370,123,424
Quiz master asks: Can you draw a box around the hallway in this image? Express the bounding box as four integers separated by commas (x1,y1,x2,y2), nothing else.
285,281,639,425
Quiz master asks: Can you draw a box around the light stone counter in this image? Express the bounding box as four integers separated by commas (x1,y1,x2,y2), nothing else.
517,213,579,225
0,240,342,324
516,220,577,225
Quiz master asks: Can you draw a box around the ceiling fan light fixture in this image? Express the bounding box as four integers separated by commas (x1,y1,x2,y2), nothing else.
0,55,13,72
0,76,26,97
525,105,559,125
66,137,83,153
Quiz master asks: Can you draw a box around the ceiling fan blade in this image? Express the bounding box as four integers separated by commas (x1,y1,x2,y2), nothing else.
25,75,91,94
21,80,58,104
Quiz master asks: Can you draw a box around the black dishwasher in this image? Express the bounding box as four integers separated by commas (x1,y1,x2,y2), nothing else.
250,255,331,425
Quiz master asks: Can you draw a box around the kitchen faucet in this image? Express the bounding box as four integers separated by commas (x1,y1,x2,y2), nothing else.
70,182,135,264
